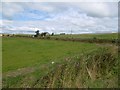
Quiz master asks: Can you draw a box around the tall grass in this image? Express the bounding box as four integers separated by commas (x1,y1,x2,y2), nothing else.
34,47,118,88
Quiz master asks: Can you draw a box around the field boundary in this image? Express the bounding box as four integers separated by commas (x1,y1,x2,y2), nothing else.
2,35,119,45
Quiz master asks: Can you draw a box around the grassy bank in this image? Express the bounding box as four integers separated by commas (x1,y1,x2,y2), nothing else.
35,47,118,88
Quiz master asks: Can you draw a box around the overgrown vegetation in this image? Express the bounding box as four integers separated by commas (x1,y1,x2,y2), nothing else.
34,47,118,88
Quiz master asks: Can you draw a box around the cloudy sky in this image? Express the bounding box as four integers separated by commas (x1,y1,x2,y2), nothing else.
0,1,118,34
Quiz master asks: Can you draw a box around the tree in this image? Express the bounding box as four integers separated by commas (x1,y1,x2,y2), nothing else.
41,32,48,37
51,33,54,36
35,30,39,37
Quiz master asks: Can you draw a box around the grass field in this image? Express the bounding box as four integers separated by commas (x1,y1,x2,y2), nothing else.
3,37,99,72
2,34,119,88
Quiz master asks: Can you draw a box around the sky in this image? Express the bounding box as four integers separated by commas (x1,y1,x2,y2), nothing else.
0,1,118,34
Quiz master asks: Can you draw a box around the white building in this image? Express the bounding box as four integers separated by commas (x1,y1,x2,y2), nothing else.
0,34,2,37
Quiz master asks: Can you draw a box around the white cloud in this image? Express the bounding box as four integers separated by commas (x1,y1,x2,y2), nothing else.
2,2,24,19
68,2,118,17
1,0,119,2
49,2,117,17
1,2,118,34
1,13,118,34
2,2,118,19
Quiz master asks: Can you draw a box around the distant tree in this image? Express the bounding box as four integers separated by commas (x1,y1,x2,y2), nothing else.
93,37,97,40
35,30,39,37
51,33,54,36
41,32,49,37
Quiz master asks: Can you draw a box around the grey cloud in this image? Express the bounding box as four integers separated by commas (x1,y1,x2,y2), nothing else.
69,2,118,17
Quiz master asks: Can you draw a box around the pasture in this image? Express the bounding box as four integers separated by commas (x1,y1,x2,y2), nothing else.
2,37,99,72
2,33,119,88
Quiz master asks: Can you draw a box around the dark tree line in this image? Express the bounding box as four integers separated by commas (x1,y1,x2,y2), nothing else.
34,30,54,37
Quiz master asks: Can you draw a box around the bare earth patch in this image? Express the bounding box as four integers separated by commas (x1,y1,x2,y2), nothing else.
3,64,48,78
3,67,35,78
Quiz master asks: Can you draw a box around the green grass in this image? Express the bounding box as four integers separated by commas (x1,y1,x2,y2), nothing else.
2,36,118,88
3,46,118,88
3,37,98,72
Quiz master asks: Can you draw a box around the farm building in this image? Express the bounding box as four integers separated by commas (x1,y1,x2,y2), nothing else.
40,32,50,37
60,33,65,35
